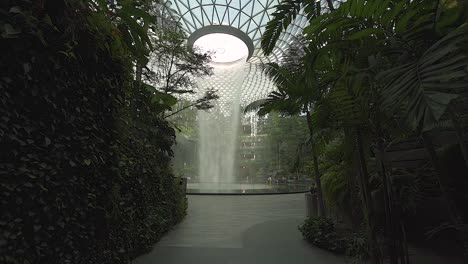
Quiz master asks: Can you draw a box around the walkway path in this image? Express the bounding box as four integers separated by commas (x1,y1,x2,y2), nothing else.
135,194,463,264
135,193,345,264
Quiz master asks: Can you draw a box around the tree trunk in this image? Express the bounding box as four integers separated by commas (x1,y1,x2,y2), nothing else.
377,141,398,264
355,127,381,264
312,154,325,216
326,0,335,11
376,133,409,264
448,107,468,172
277,142,281,170
306,110,326,217
136,62,143,83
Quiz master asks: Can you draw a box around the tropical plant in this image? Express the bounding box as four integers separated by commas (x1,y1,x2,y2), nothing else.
299,217,346,253
258,112,311,173
299,217,369,260
143,28,216,117
246,43,329,217
319,138,349,209
261,0,468,263
91,0,157,63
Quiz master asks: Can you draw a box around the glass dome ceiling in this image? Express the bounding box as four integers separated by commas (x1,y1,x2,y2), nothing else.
164,1,333,106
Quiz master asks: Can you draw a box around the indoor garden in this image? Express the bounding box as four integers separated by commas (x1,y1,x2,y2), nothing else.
1,0,467,264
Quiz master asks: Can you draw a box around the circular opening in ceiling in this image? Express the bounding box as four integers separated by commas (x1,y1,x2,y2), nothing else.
193,33,249,63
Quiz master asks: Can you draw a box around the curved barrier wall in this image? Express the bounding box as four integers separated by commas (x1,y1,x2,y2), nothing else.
187,182,310,195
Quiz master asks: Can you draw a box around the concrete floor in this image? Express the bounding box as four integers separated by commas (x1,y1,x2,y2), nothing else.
135,194,463,264
135,194,345,264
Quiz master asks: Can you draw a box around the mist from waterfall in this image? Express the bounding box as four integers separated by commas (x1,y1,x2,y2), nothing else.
198,59,245,184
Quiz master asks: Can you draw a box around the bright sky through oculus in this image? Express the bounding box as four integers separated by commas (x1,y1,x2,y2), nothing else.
194,33,249,63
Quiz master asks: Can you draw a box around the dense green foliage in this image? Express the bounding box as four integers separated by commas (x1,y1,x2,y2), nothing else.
259,113,311,174
299,216,368,259
319,139,348,209
299,217,346,253
0,1,186,263
262,0,468,262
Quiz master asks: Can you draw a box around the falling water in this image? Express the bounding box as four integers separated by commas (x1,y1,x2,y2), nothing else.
198,59,246,184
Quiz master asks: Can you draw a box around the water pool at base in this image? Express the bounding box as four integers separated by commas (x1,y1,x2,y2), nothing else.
187,182,310,194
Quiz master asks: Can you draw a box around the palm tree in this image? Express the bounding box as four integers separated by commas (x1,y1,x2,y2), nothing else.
245,53,328,217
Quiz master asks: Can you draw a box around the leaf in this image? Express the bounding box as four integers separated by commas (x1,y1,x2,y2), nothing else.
395,2,426,33
3,24,21,38
23,63,31,74
9,6,22,14
261,0,309,55
380,24,468,131
44,137,51,146
152,90,177,107
347,28,384,40
380,0,407,27
424,91,458,124
244,99,268,113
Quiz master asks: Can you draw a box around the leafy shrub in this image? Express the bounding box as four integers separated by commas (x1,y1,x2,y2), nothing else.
344,230,369,262
299,217,368,259
298,217,346,253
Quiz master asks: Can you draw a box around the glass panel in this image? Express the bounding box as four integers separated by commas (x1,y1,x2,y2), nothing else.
240,0,254,13
175,1,189,15
166,0,308,104
228,7,240,26
215,5,228,24
191,7,204,27
201,5,214,24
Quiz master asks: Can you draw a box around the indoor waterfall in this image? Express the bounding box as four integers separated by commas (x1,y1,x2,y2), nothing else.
197,59,246,184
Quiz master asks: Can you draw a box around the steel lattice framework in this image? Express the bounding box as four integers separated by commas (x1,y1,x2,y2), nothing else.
164,0,336,105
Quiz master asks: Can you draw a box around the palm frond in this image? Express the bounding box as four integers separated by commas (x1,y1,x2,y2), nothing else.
259,90,302,116
261,0,320,55
263,63,296,90
304,0,436,52
243,99,268,114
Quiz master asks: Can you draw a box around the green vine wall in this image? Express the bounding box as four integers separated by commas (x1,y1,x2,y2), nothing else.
0,1,186,263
